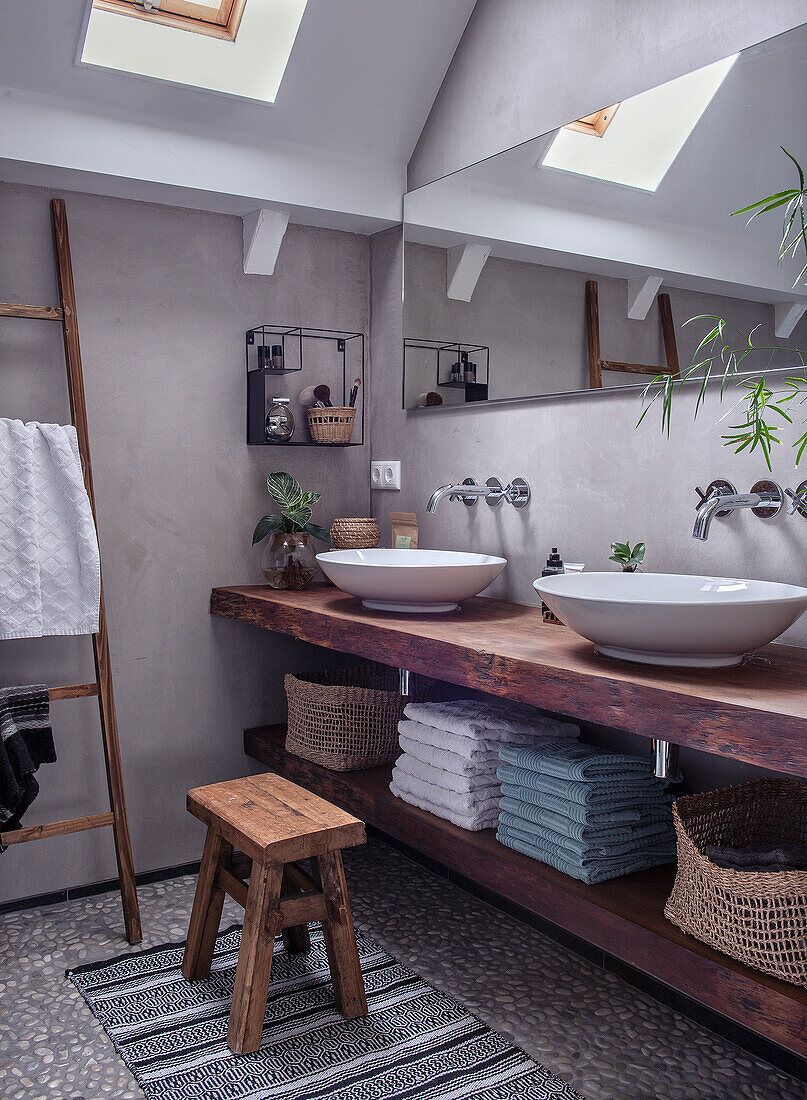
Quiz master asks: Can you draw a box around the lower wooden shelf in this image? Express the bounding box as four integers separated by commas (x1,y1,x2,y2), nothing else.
245,723,807,1059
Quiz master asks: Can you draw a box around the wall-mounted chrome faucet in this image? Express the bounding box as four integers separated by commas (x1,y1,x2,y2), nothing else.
426,476,531,514
785,480,807,518
692,479,783,541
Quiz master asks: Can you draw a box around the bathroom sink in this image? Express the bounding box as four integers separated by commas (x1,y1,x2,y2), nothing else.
533,571,807,668
317,548,507,612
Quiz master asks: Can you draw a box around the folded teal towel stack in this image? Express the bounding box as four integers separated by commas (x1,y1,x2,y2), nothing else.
496,742,676,884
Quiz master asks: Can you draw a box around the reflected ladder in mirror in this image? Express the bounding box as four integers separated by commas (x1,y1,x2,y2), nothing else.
586,280,680,389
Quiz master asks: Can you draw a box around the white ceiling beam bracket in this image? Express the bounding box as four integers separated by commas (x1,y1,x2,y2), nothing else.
447,242,491,302
627,275,664,320
774,301,807,339
242,208,290,276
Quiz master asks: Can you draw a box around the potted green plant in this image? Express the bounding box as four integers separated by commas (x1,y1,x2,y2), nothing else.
640,148,807,468
609,540,645,573
252,472,331,590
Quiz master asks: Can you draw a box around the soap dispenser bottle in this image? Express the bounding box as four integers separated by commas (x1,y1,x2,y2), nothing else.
541,547,564,624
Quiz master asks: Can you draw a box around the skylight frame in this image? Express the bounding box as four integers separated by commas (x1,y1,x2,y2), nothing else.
93,0,248,42
79,0,309,106
564,104,620,139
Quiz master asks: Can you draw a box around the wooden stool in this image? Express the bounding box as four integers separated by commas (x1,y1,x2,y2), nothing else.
181,772,368,1054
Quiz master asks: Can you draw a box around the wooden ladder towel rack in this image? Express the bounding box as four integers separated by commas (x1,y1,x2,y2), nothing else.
586,279,680,389
0,199,141,944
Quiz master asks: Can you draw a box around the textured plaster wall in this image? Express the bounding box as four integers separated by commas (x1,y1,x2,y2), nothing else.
372,226,807,790
0,182,370,905
409,0,807,188
387,2,807,790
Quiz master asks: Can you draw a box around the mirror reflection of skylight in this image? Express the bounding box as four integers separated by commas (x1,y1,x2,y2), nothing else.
81,0,308,104
540,54,738,192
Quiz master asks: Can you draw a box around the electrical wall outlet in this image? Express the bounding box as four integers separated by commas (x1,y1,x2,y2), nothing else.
371,460,401,491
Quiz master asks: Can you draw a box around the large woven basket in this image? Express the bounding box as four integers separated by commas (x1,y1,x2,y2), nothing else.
307,406,355,444
665,779,807,987
285,664,405,771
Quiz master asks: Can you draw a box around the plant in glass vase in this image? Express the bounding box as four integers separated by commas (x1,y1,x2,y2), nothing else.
252,471,331,590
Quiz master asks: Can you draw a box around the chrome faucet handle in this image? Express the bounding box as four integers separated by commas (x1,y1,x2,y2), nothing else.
785,480,807,518
750,480,783,519
505,477,531,508
485,477,505,507
483,476,531,508
694,479,737,518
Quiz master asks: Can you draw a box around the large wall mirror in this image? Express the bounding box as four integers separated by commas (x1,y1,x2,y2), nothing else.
402,24,807,411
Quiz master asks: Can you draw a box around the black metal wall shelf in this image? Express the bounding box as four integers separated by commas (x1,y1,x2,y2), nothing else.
246,325,364,446
403,338,490,407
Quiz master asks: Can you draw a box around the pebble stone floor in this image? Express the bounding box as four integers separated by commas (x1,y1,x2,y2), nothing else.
0,838,803,1100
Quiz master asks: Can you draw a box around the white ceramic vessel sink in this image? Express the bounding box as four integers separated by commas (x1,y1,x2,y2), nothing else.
533,571,807,668
317,548,507,612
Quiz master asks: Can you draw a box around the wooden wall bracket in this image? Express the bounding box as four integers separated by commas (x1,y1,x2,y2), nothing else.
586,279,680,389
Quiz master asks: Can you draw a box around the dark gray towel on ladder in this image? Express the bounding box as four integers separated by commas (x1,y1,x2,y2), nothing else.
0,684,55,847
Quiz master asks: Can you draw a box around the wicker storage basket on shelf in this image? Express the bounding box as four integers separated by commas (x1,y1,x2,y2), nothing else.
307,406,355,444
665,779,807,987
285,664,406,771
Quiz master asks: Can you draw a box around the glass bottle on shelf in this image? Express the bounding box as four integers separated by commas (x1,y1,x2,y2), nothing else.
265,397,294,442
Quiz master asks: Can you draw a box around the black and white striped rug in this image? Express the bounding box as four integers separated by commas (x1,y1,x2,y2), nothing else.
68,926,583,1099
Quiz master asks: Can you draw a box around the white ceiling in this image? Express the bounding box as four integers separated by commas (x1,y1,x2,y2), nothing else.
0,0,476,228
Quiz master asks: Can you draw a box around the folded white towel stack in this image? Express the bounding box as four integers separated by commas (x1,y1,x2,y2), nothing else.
0,419,101,640
390,699,579,831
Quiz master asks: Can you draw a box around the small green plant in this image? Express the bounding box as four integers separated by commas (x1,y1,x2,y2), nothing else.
252,471,331,546
609,540,645,572
639,147,807,468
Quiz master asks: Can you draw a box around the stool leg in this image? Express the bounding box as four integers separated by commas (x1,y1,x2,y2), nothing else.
281,868,312,954
228,860,283,1055
182,827,232,981
315,850,368,1020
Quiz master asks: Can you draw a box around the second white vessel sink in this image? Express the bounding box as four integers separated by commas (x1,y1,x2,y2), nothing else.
318,548,507,612
533,571,807,668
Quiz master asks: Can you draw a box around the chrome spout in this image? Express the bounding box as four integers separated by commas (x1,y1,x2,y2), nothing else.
693,491,761,541
426,481,490,514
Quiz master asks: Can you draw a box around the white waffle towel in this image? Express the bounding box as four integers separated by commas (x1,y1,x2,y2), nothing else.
0,419,100,640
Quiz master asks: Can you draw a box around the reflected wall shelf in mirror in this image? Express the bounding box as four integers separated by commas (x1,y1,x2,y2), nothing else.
246,325,364,447
403,338,489,407
401,24,807,412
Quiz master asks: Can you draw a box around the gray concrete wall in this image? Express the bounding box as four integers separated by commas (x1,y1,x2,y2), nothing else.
0,182,370,905
409,0,807,189
402,242,804,405
371,226,807,792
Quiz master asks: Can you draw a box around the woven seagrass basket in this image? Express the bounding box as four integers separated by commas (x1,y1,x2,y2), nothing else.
665,779,807,987
285,664,405,771
307,406,355,444
330,517,380,549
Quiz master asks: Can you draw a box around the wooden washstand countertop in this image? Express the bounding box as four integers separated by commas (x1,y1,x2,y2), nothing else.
210,585,807,780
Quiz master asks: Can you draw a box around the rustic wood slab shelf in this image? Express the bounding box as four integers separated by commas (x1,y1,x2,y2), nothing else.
211,585,807,779
244,724,807,1058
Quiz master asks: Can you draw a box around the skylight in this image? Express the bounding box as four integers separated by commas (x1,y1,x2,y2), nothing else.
93,2,248,43
541,54,738,192
81,0,308,104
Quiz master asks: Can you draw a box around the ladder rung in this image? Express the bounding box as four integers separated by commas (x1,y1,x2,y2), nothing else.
0,811,114,847
48,682,101,701
0,302,64,321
